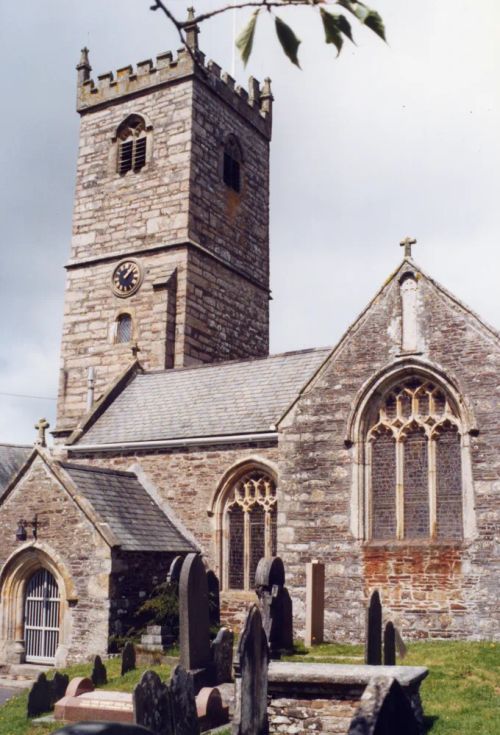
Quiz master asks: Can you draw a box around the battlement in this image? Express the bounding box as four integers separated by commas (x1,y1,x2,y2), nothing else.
76,46,273,139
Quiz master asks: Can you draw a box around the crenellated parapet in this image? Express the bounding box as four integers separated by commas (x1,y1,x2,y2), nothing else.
76,46,273,139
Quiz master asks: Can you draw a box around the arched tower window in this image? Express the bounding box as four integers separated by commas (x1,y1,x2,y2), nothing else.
223,469,277,590
116,114,147,175
115,313,132,343
366,377,463,541
223,135,242,193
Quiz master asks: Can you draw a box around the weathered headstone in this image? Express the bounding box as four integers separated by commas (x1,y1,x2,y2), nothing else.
211,627,234,684
179,553,212,688
348,676,419,735
122,641,137,676
395,626,408,659
133,670,173,735
51,673,70,706
207,570,221,630
365,590,382,665
170,665,200,735
27,673,52,717
232,605,269,735
91,655,108,686
383,621,396,666
305,560,325,647
255,556,293,659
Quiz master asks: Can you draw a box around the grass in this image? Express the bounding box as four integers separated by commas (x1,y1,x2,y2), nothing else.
285,640,500,735
1,642,498,735
0,658,171,735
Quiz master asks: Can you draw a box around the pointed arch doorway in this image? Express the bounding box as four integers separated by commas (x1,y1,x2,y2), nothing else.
24,569,60,664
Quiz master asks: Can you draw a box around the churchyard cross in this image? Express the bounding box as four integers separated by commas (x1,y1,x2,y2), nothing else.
34,418,50,447
400,236,417,258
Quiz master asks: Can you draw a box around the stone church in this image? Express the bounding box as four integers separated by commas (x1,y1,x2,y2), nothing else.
0,22,498,667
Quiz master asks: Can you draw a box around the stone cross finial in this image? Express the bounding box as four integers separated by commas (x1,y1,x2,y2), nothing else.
185,7,199,51
34,418,50,447
400,236,417,258
131,341,141,358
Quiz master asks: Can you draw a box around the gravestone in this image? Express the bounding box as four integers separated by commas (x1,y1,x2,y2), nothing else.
395,626,408,659
122,642,137,676
348,676,419,735
232,605,269,735
365,590,382,665
27,673,52,717
91,655,108,686
211,627,234,684
170,665,200,735
133,670,173,735
305,560,325,647
51,673,70,706
383,621,396,666
179,553,212,689
168,555,184,587
207,570,221,630
255,556,293,659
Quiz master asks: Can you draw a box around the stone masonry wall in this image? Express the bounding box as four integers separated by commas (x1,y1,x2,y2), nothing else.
0,455,112,663
278,265,500,641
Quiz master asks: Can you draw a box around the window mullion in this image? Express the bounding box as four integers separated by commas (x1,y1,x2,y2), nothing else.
243,508,250,590
429,436,437,539
396,438,405,539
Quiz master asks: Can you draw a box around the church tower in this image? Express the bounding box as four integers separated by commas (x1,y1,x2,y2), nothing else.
54,24,273,440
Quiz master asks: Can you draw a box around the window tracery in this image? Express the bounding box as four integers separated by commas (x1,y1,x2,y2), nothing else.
224,470,277,590
367,378,463,541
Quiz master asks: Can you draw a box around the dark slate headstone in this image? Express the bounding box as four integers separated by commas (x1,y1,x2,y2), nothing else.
211,627,234,684
383,621,396,666
179,553,211,673
133,670,173,735
347,676,419,735
170,665,200,735
91,655,108,686
121,641,137,676
27,672,52,717
207,570,221,630
365,590,382,665
232,605,269,735
255,556,293,659
53,724,156,735
51,672,70,706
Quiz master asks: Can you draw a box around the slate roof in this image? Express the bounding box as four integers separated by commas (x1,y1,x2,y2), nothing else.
0,444,31,492
61,462,196,552
77,348,331,446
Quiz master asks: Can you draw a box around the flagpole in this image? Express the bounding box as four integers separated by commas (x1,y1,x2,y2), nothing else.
231,5,236,77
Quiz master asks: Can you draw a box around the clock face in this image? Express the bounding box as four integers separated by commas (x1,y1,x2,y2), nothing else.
112,260,142,297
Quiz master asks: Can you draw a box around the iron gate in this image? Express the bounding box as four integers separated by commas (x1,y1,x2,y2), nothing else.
24,569,60,664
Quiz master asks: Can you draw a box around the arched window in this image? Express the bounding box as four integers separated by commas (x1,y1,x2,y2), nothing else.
116,114,147,175
223,135,242,193
115,313,132,343
223,470,277,590
366,377,463,541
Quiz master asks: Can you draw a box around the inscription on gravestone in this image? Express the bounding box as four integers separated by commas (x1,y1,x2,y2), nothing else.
233,605,269,735
365,590,382,665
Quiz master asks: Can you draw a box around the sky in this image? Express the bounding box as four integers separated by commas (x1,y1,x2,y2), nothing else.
0,1,499,445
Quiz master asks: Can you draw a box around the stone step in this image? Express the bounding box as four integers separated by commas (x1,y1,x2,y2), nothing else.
8,663,51,680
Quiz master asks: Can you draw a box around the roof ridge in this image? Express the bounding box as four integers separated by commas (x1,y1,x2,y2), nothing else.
140,345,333,378
0,443,31,450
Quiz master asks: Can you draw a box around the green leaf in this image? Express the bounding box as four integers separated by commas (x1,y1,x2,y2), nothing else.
236,11,259,66
275,16,301,68
320,9,343,56
364,10,386,41
337,14,354,43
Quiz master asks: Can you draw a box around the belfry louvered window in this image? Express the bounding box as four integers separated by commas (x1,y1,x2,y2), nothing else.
117,114,147,175
224,470,277,590
366,377,463,541
223,135,242,193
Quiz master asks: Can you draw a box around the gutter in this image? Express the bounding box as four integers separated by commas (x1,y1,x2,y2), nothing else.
65,431,278,454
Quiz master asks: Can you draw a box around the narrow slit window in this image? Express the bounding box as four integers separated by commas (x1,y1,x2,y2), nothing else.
223,136,242,193
116,314,132,343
